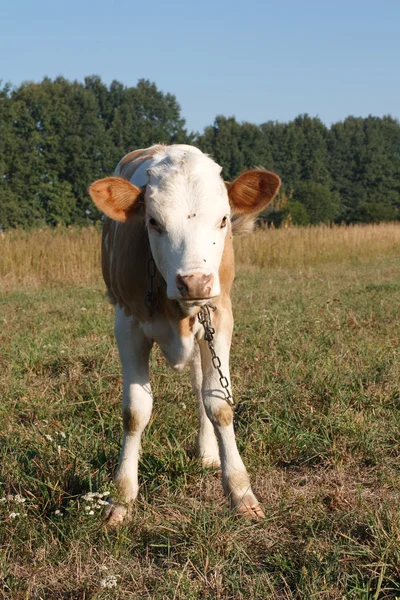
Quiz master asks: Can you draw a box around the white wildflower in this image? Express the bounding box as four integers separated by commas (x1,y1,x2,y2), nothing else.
0,497,7,503
85,506,91,511
99,574,117,589
82,491,110,503
9,512,19,519
97,499,109,506
14,494,26,504
54,510,63,516
88,510,94,515
82,492,95,501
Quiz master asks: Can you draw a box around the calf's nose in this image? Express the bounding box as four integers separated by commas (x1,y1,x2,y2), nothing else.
176,273,214,299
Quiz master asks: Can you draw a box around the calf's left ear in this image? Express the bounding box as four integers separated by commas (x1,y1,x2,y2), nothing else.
89,177,143,222
226,170,281,215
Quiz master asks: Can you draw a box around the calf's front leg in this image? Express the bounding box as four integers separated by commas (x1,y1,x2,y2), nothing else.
198,304,264,519
190,343,221,468
104,306,153,527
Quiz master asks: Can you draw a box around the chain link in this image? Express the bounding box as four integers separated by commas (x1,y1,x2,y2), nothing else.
198,304,234,407
145,257,158,309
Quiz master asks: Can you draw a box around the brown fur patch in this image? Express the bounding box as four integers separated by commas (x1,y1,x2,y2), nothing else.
179,316,197,337
102,218,154,321
218,223,235,296
215,404,233,427
122,407,140,435
209,224,235,339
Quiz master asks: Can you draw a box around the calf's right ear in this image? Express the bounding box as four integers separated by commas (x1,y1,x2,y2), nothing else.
88,177,143,222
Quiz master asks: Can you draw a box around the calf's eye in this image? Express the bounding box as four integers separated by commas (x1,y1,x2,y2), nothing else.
220,216,227,229
149,217,157,227
148,217,162,233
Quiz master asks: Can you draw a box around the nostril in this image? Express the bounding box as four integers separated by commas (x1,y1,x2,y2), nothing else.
176,275,189,294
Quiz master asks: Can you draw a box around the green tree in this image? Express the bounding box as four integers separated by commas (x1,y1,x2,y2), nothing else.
0,76,190,228
0,82,20,228
108,79,190,155
285,200,310,226
261,115,330,193
357,202,397,223
292,181,340,224
328,116,400,222
197,116,245,180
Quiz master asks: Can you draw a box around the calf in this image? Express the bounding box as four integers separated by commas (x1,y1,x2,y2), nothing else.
89,144,280,526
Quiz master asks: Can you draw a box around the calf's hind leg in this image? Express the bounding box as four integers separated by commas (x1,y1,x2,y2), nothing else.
104,305,153,528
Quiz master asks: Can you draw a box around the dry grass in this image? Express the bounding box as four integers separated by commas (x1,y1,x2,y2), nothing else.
0,226,102,290
1,223,400,290
234,222,400,269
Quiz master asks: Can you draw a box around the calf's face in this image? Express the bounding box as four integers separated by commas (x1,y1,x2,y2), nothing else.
144,155,230,303
89,155,280,306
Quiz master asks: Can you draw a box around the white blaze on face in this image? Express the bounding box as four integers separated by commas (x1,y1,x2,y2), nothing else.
136,147,230,301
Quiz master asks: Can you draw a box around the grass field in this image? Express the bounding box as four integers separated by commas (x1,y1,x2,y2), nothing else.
1,224,400,599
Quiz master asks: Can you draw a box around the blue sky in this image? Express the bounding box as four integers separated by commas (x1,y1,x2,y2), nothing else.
1,0,399,133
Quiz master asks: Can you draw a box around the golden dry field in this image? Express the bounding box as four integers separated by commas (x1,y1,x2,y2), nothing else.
1,223,400,289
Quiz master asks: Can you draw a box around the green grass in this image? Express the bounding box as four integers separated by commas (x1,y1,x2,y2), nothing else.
1,252,400,598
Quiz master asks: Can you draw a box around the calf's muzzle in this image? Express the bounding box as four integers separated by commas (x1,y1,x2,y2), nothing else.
176,273,214,299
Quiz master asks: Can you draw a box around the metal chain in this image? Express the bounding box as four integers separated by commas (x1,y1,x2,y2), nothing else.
145,257,158,309
198,304,234,407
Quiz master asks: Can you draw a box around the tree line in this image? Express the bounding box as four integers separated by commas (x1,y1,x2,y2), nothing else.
0,76,399,228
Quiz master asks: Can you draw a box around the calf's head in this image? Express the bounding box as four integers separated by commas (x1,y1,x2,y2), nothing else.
89,152,280,306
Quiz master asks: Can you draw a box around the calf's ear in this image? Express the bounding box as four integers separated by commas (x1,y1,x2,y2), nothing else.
88,177,143,222
226,170,281,215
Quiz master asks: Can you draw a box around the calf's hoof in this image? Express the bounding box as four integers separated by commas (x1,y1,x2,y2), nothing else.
232,493,265,520
200,455,221,470
103,502,128,529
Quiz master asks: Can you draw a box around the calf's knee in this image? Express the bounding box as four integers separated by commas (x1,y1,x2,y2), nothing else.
206,402,233,428
122,407,141,434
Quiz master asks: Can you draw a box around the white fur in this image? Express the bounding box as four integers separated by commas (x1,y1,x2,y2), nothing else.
190,343,221,467
140,314,201,371
114,305,153,502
